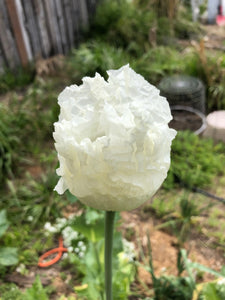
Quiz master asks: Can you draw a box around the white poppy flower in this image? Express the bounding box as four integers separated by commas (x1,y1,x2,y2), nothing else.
53,65,176,211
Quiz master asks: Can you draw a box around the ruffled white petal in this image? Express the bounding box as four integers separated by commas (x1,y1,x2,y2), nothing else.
53,65,176,211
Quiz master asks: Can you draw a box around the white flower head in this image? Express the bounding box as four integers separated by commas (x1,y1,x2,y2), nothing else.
53,65,176,211
27,216,33,222
16,263,26,274
67,246,74,253
122,238,136,261
44,222,57,233
217,278,225,285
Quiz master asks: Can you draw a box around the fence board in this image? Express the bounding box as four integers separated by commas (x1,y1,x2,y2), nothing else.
15,0,33,61
44,0,63,54
71,0,81,46
0,0,20,68
55,0,69,54
86,0,97,16
0,0,97,71
33,0,51,58
21,0,42,58
63,0,75,49
78,0,89,27
6,0,29,66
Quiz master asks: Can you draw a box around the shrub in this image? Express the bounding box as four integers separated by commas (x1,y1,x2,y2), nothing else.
163,131,225,190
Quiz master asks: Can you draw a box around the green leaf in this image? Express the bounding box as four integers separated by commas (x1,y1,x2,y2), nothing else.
181,249,225,278
71,214,104,242
23,276,49,300
66,190,78,204
0,247,18,266
190,262,225,278
0,210,10,238
201,283,221,300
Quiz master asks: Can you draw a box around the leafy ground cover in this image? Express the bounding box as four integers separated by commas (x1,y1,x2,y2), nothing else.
0,1,225,299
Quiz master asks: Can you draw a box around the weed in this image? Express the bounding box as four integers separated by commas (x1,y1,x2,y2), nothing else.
138,235,225,300
156,193,211,245
147,192,179,219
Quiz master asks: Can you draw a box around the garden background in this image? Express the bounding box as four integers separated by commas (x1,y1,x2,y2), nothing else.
1,0,225,299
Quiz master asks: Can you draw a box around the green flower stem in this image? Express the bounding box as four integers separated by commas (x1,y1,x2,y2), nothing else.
105,211,116,300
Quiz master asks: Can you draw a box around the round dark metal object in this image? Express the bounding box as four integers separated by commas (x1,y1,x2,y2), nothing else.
170,105,207,135
158,75,205,113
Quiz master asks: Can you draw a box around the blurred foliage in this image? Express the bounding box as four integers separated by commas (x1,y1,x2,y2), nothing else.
69,41,188,85
88,0,202,52
0,276,52,300
1,172,62,225
133,46,185,84
0,78,60,185
156,193,212,245
69,41,132,80
0,65,35,94
141,238,225,300
197,280,225,300
173,4,202,39
87,0,155,56
0,104,20,183
0,210,18,267
183,43,225,111
164,131,225,190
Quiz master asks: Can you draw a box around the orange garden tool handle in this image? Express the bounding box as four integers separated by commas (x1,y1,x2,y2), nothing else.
38,236,68,267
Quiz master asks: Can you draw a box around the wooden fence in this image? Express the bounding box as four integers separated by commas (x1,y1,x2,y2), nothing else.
0,0,98,72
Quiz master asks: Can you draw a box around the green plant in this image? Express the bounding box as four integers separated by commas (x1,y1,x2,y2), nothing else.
68,41,132,80
0,276,53,300
133,46,185,84
0,210,18,266
72,237,135,300
22,276,50,300
145,196,178,219
163,131,225,190
184,46,225,111
143,237,196,300
173,4,202,39
0,283,23,300
0,76,61,185
0,104,21,184
139,235,225,300
197,279,225,300
64,210,136,300
0,65,34,94
1,171,65,225
156,193,206,245
88,0,155,55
